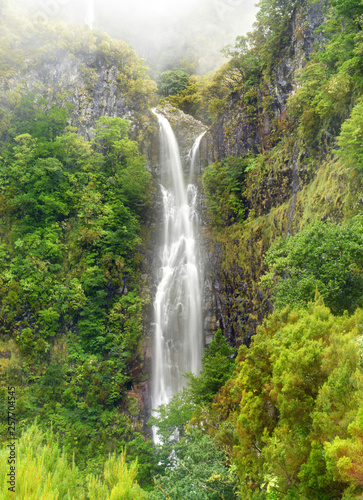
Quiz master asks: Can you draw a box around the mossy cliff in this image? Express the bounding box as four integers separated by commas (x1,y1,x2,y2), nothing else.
0,6,158,164
210,0,325,160
1,0,363,495
201,0,363,346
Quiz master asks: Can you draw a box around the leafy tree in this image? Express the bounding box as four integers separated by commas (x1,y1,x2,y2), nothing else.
184,330,236,404
210,302,363,498
7,92,70,143
157,70,190,97
148,429,237,500
87,451,147,499
149,387,196,445
148,332,236,495
325,407,363,487
333,0,363,22
262,216,363,315
0,424,146,499
166,74,212,123
222,36,262,89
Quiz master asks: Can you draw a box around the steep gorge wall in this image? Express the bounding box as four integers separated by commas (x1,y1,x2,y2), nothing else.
210,0,325,162
201,0,357,347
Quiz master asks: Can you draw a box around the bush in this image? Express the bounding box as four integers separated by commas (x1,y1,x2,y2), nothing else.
262,216,363,315
203,156,249,226
337,98,363,172
157,70,190,97
0,424,146,499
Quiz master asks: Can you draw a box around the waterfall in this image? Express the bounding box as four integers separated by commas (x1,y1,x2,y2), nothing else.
189,131,206,182
152,110,203,440
85,0,94,29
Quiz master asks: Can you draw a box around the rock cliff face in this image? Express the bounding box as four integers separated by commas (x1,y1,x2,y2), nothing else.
203,0,328,347
0,33,158,168
152,104,207,174
210,0,325,162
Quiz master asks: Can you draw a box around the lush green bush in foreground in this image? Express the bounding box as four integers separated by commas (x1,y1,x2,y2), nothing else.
208,302,363,498
0,424,146,499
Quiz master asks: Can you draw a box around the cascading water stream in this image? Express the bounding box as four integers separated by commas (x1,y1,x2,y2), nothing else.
152,110,203,441
85,0,95,29
189,131,206,182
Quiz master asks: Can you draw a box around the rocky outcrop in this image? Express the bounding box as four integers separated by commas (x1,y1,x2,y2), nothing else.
152,103,207,175
210,0,325,162
0,36,158,170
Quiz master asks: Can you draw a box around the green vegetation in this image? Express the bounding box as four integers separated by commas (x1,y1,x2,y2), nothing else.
162,73,215,124
192,0,363,496
0,97,155,478
210,303,363,498
286,0,363,150
0,6,161,489
146,303,363,498
157,70,190,97
337,97,363,172
262,216,363,315
184,330,236,404
148,332,238,499
0,424,146,499
148,428,237,500
0,12,156,484
1,0,363,497
203,156,251,226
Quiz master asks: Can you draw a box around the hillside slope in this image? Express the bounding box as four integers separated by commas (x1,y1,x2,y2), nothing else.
0,7,159,484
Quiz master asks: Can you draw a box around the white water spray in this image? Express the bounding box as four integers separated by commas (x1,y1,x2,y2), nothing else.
189,131,206,182
152,110,203,440
85,0,94,29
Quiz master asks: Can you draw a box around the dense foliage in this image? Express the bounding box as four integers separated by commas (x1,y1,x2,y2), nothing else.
209,303,363,498
337,97,363,172
0,94,154,481
148,332,237,499
203,156,251,226
148,428,237,500
262,216,363,315
0,424,146,499
1,0,363,497
0,6,160,488
157,70,190,97
194,0,363,496
184,330,236,403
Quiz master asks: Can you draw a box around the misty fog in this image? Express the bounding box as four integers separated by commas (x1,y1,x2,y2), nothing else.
9,0,257,74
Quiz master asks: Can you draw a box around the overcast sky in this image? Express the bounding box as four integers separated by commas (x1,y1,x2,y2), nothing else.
12,0,258,73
